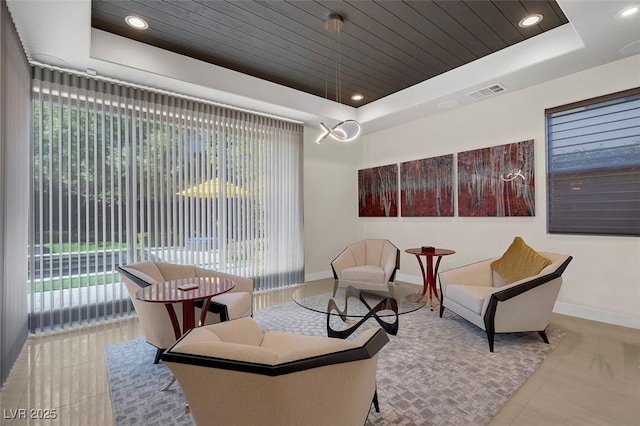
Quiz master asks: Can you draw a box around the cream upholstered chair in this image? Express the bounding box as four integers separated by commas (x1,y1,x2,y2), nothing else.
118,261,253,363
331,239,400,292
438,238,572,352
162,317,389,426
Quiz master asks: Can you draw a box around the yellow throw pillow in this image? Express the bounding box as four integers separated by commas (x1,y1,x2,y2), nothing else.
490,237,552,285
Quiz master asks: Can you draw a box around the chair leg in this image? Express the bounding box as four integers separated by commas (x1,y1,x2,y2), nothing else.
372,389,380,413
538,330,550,344
154,348,164,364
439,304,444,318
486,331,495,352
207,301,230,322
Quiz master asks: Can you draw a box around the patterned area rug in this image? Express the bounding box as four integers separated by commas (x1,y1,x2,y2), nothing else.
104,302,564,425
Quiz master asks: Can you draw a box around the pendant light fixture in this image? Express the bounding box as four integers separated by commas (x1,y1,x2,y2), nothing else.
316,13,361,144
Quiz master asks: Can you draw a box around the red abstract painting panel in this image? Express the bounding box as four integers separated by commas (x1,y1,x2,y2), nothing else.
458,140,535,217
358,164,398,217
400,154,454,217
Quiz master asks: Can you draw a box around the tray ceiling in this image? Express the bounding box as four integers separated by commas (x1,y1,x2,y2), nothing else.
91,1,569,107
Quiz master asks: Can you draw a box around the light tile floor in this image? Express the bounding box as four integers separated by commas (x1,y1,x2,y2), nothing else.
1,285,639,425
489,314,640,426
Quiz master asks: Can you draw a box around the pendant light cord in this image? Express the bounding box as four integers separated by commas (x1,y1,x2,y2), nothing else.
337,27,341,105
316,13,361,144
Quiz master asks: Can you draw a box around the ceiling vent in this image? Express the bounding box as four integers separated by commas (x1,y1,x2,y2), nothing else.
466,83,507,100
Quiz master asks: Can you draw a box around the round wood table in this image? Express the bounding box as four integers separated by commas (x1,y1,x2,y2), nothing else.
404,248,455,309
135,276,235,339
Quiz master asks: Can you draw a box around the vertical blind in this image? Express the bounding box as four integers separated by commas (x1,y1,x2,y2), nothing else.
546,87,640,236
30,67,304,333
1,0,31,386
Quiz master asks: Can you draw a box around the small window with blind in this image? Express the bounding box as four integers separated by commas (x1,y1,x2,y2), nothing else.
545,88,640,237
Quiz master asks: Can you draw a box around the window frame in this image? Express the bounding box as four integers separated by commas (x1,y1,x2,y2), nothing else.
29,67,305,333
545,87,640,237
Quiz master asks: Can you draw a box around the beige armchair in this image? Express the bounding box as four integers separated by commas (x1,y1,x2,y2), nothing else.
162,317,389,426
438,250,572,352
118,261,253,363
331,239,400,292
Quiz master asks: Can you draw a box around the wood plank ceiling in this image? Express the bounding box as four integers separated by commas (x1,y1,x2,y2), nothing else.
91,1,569,107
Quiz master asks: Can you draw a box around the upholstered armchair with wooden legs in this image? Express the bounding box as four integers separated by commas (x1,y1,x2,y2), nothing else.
118,261,253,363
438,237,572,352
331,239,400,292
162,317,389,426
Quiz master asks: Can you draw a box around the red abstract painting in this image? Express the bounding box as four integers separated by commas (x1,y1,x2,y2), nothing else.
458,140,535,216
358,164,398,217
400,155,454,217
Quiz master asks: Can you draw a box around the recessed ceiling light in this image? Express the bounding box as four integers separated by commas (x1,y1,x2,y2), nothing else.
351,94,364,101
519,14,543,27
125,15,148,30
616,6,639,18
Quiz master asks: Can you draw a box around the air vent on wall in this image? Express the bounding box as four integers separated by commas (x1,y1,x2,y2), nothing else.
466,83,507,100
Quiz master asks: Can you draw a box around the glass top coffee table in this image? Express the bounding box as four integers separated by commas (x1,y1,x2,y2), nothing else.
293,280,427,338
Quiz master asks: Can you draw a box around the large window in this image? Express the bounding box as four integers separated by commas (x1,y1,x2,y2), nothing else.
546,87,640,236
30,67,304,332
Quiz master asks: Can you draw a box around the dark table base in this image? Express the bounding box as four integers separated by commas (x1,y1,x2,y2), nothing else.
326,286,399,339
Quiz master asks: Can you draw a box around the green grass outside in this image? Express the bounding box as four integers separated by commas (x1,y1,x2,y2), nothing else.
43,242,127,253
32,238,260,292
31,272,121,292
33,241,128,291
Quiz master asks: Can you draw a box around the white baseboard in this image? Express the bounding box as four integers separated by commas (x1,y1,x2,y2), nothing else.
553,302,640,329
304,270,333,282
395,272,422,286
401,272,640,330
304,272,639,330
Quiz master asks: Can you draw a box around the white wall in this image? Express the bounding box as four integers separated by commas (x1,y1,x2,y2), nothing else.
303,128,360,281
353,55,640,329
